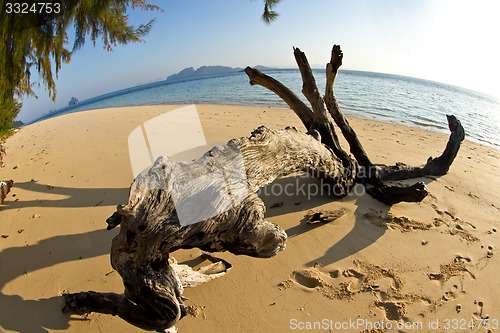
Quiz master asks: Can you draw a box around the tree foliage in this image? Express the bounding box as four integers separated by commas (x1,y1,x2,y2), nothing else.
0,0,162,131
0,0,282,132
262,0,281,24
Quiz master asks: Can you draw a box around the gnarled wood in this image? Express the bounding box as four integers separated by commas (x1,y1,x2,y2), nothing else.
293,47,353,168
378,115,465,181
244,45,463,203
366,181,429,206
244,67,314,129
64,44,465,331
64,126,354,331
325,45,374,168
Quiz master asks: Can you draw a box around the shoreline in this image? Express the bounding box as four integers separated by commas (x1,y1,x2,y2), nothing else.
24,102,500,151
1,104,499,332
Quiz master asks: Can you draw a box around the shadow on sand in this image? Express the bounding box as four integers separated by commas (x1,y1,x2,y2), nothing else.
0,180,126,331
0,174,437,331
0,229,117,332
0,181,129,211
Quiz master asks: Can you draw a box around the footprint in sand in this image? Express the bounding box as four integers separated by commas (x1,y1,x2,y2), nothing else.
441,284,466,302
292,269,323,289
431,209,480,242
375,301,406,321
287,267,355,300
487,245,494,258
279,260,487,322
328,269,340,278
362,211,434,232
473,300,488,319
342,268,365,279
280,260,406,307
428,255,475,283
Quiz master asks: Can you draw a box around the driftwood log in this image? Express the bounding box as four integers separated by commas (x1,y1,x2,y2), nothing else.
0,180,13,204
63,45,464,331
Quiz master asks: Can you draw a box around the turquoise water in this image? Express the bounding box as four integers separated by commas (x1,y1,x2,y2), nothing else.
31,69,500,148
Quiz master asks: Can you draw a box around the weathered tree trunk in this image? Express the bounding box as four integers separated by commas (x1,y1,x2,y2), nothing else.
64,126,355,330
63,45,464,331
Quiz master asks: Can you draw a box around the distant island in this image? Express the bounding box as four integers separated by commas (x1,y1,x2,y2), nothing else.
166,65,277,81
68,97,79,106
11,120,24,128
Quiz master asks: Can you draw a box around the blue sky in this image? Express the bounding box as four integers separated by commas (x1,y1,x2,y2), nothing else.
19,0,500,122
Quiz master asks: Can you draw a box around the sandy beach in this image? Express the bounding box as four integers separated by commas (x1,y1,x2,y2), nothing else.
1,104,499,332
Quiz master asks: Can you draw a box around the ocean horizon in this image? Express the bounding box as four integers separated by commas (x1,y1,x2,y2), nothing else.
26,69,500,149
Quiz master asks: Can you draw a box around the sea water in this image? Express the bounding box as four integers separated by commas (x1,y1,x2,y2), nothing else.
30,69,500,149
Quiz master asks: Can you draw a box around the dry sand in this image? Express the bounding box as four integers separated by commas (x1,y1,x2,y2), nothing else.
0,104,499,332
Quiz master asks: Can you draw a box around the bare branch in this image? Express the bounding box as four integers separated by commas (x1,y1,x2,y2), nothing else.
325,45,373,167
245,67,314,129
379,115,465,181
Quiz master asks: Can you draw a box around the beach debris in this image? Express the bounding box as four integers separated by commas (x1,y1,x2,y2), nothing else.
1,235,9,238
306,208,347,224
63,45,466,332
0,180,14,204
17,229,24,234
270,202,284,208
30,214,41,219
293,201,302,205
421,240,429,245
